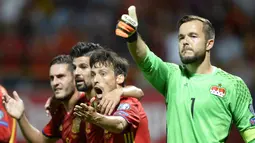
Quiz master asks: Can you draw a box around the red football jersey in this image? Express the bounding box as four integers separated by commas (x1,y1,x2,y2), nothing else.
86,97,150,143
0,86,17,143
42,92,88,143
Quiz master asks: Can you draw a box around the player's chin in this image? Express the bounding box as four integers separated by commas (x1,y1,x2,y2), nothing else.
76,84,85,91
54,94,66,100
181,56,197,64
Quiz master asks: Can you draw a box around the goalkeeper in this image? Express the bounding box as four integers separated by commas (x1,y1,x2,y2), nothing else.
116,5,255,143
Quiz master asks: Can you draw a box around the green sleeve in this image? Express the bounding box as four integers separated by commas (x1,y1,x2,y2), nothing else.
248,139,255,143
137,47,178,97
230,77,255,143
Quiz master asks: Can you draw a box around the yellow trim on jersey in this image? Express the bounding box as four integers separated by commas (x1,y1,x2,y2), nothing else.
9,119,16,143
131,132,135,143
241,128,255,143
124,132,135,143
127,132,131,142
124,134,128,143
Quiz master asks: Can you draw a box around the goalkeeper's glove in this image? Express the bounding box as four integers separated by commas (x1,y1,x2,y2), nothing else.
115,6,138,42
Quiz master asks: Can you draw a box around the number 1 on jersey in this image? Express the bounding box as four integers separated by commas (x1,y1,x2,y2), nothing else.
191,98,195,118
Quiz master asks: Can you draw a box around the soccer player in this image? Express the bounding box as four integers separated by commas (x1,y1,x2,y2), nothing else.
2,42,144,143
73,49,150,143
3,55,88,143
69,42,144,115
0,85,16,143
115,6,255,143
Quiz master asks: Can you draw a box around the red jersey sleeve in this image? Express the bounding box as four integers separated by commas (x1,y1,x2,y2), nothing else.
42,117,62,138
113,97,141,129
0,93,12,142
42,105,64,138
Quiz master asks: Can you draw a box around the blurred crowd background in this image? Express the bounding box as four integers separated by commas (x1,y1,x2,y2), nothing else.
0,0,255,142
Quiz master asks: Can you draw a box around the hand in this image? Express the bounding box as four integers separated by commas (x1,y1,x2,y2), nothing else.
73,103,98,123
115,5,138,40
44,96,61,117
2,91,25,120
97,88,122,115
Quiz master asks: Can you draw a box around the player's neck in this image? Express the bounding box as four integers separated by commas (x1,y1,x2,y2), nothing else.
185,54,213,74
63,90,80,113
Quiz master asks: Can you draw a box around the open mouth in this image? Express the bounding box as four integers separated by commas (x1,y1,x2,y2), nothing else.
94,87,103,94
94,87,103,99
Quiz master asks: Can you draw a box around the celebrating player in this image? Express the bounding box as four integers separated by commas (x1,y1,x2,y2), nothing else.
74,49,150,143
2,55,88,143
2,42,144,143
115,5,255,143
0,85,16,143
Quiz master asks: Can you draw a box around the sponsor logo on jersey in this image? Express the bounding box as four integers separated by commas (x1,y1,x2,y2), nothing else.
117,103,130,110
250,117,255,126
0,110,4,120
210,84,226,97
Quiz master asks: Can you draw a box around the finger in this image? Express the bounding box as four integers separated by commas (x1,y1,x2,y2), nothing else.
128,5,137,22
98,98,105,109
2,92,11,102
80,103,89,110
13,91,21,101
44,97,52,109
100,100,110,114
74,105,83,111
105,101,113,115
108,102,117,115
46,110,50,117
73,112,82,117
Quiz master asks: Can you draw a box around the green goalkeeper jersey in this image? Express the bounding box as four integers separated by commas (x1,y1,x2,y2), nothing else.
137,48,255,143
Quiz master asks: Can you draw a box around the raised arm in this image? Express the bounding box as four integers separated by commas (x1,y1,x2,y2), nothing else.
2,91,57,143
97,85,144,115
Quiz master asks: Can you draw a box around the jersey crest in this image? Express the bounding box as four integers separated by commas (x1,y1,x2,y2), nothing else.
210,84,226,97
104,130,112,139
85,122,91,133
72,118,81,133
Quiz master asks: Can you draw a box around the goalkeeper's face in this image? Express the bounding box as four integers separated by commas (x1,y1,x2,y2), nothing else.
178,20,207,64
73,56,93,92
50,64,76,100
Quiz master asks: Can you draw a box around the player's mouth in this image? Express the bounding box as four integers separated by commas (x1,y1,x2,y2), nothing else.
75,79,84,85
94,86,103,99
54,88,62,93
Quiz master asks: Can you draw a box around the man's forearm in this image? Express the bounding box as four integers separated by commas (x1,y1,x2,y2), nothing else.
127,34,148,63
122,86,144,100
92,113,128,134
18,114,46,143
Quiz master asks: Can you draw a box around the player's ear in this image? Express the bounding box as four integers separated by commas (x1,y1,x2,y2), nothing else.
116,74,125,85
206,39,214,51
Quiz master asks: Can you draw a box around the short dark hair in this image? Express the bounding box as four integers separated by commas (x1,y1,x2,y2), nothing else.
178,15,215,40
70,42,104,58
50,55,73,71
90,49,129,86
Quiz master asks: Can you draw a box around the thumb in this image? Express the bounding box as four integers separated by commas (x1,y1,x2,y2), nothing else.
13,91,21,101
128,5,138,23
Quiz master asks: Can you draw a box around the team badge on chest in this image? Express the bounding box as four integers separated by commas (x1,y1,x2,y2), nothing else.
210,84,226,97
72,118,81,133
